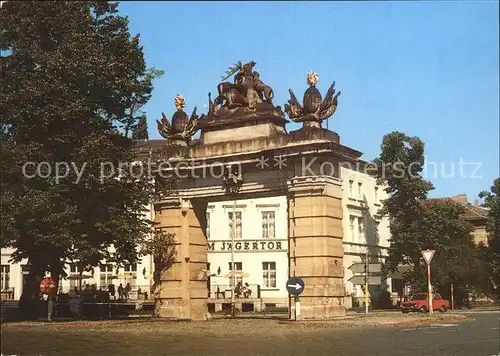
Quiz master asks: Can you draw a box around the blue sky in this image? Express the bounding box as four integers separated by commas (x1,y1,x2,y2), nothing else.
118,1,499,200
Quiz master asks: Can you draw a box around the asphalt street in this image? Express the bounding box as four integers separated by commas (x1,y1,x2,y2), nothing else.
188,311,500,356
1,311,498,356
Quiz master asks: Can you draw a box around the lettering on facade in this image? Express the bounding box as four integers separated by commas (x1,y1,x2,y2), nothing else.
207,241,284,251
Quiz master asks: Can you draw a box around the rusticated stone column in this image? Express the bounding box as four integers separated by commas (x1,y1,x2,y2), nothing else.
287,176,345,319
154,198,208,320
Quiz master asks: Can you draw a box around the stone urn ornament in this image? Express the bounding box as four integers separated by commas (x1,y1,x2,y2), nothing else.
284,72,341,128
157,94,199,146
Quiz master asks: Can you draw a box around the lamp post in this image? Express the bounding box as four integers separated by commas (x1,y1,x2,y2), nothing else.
231,197,236,318
364,249,369,314
223,164,243,318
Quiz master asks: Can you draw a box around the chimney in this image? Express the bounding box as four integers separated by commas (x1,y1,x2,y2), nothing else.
474,199,479,207
453,194,468,204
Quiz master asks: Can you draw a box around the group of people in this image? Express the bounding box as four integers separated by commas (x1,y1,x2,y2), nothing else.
109,283,133,300
235,282,252,298
214,282,252,299
67,282,134,301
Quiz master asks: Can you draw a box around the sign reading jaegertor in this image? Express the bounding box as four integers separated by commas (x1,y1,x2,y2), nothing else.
207,240,286,252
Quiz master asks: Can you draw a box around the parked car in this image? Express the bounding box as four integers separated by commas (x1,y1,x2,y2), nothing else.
401,293,450,313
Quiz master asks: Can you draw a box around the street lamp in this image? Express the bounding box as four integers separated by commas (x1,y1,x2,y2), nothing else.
223,165,243,318
231,197,237,317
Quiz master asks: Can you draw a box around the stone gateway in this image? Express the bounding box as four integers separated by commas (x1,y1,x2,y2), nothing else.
140,61,364,320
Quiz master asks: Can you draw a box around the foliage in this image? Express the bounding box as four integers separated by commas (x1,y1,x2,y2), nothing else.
0,0,170,315
479,178,500,295
132,115,149,140
126,67,163,138
140,229,177,296
372,132,434,272
373,132,489,304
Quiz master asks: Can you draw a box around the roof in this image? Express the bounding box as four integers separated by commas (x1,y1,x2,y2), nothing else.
425,194,488,222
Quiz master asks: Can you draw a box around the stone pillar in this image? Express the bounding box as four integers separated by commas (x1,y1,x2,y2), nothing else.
154,198,208,320
287,176,345,319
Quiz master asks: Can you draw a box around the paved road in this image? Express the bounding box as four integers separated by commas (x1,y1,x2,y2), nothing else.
200,311,500,356
132,311,500,356
1,311,498,356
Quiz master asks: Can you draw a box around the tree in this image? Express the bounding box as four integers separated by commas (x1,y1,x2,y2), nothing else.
125,67,163,138
372,132,434,274
373,132,484,304
140,229,177,304
479,178,500,296
132,115,149,140
0,1,170,318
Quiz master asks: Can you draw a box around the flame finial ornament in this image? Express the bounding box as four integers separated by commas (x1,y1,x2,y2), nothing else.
306,72,319,87
157,94,199,146
284,71,341,128
174,94,186,110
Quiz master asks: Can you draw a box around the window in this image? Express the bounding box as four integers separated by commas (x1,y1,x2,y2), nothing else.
262,262,276,288
228,262,243,286
261,211,276,239
348,180,354,197
374,186,379,202
349,216,355,241
357,182,363,199
124,263,137,289
1,265,10,291
68,264,81,288
124,263,137,272
228,211,242,239
358,217,365,242
206,211,211,239
69,264,79,274
99,264,114,289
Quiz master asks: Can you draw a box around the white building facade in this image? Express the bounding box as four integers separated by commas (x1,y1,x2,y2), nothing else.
206,196,289,306
341,164,392,307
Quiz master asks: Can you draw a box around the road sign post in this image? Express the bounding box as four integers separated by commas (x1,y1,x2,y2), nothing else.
421,249,435,315
451,283,454,311
286,277,305,321
295,295,301,321
348,260,382,314
365,251,369,314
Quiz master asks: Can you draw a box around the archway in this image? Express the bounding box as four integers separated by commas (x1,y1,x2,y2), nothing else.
146,63,362,320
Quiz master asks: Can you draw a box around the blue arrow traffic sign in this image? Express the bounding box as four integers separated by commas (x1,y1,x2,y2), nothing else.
286,277,305,296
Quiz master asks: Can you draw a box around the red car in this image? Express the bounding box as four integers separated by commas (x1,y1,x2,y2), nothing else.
401,293,450,313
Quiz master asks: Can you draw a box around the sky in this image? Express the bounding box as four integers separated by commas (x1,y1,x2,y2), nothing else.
118,1,499,201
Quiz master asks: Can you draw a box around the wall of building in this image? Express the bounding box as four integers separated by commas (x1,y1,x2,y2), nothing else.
340,166,392,306
472,225,488,245
1,248,26,300
206,195,289,304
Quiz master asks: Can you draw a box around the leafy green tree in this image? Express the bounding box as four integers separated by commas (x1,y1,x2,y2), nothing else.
419,200,481,303
126,67,163,138
479,178,500,296
140,230,177,302
374,132,486,304
372,132,434,274
132,115,149,140
0,1,169,318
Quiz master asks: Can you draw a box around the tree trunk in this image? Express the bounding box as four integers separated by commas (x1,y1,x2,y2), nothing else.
18,263,44,321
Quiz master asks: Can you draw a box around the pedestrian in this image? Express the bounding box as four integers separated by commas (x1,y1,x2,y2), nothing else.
118,283,124,300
